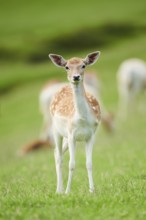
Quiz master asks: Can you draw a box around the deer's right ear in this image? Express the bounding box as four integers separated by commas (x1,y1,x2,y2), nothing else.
49,54,67,67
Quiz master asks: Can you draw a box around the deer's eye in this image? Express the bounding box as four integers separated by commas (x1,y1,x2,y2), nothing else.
82,65,86,69
65,66,69,70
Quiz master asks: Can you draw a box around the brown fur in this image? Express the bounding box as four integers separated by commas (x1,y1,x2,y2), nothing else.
102,113,114,132
18,139,52,156
50,85,101,120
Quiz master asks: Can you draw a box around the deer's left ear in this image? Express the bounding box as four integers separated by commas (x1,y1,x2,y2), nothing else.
84,51,101,65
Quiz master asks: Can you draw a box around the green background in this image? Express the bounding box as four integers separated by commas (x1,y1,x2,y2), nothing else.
0,0,146,219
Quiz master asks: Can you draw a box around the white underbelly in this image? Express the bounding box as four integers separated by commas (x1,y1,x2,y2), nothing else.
53,115,98,141
74,126,93,141
72,118,97,141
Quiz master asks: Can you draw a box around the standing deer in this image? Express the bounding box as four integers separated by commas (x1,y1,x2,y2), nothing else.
49,52,101,194
19,71,114,156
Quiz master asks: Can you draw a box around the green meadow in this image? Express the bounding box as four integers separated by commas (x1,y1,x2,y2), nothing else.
0,0,146,219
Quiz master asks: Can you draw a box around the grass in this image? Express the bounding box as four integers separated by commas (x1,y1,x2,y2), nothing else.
1,110,146,220
1,57,146,220
0,0,146,219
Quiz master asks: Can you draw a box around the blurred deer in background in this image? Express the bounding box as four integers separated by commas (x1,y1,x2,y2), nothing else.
49,51,101,193
117,58,146,119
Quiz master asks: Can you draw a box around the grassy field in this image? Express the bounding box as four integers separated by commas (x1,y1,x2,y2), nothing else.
0,0,146,219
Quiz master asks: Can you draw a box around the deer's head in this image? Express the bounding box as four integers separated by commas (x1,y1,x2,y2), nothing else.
49,52,100,84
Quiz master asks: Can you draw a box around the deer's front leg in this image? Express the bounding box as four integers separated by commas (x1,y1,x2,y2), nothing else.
54,132,64,194
65,136,76,194
86,135,95,193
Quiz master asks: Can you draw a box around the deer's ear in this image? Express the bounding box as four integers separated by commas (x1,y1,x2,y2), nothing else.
49,54,67,67
84,51,101,66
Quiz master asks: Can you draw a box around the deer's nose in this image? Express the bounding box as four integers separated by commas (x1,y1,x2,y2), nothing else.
73,75,80,81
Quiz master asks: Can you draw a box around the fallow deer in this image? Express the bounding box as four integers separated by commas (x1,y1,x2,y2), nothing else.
49,52,101,194
19,71,114,155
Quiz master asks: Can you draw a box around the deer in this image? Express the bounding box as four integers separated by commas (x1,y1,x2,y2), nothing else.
49,51,101,194
19,71,114,155
117,58,146,119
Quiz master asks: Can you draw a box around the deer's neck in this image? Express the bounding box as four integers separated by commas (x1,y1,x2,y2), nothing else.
71,82,90,118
